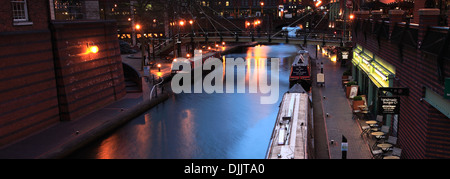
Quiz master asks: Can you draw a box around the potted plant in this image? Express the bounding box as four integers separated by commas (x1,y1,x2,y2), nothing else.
352,96,365,110
345,81,358,98
342,70,351,80
342,70,352,87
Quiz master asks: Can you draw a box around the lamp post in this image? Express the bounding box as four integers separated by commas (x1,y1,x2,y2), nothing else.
136,24,145,71
260,2,264,15
177,20,185,58
189,20,194,56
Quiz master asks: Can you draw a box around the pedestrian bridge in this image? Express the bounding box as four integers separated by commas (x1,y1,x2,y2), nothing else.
153,31,351,56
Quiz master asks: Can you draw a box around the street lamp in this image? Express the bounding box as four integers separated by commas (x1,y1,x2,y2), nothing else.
89,45,99,54
349,14,355,20
315,1,322,7
136,23,145,70
260,2,264,15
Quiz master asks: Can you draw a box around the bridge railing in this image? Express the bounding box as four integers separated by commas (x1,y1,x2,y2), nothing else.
151,31,351,55
177,31,350,42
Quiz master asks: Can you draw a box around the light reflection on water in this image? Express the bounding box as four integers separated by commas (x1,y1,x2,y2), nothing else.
69,44,300,159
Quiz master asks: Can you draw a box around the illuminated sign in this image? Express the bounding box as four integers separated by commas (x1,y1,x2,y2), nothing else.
378,97,400,114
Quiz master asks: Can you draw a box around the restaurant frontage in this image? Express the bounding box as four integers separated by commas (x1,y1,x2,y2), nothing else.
351,44,398,135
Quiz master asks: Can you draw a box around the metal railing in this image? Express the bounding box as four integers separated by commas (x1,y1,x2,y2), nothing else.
151,31,351,55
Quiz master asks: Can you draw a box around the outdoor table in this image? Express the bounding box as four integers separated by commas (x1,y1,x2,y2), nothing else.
371,131,385,138
377,143,393,152
383,156,400,159
366,120,377,126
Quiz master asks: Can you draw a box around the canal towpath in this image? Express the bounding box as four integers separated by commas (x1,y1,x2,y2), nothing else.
308,45,372,159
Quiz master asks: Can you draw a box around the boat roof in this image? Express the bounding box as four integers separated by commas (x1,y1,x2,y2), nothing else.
292,53,308,66
288,84,307,93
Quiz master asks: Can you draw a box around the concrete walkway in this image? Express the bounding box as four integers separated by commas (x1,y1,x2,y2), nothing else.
308,45,372,159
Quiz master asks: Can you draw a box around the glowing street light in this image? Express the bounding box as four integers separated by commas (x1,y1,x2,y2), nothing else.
246,21,251,27
189,20,194,25
179,20,185,26
89,45,99,54
135,24,141,30
349,14,355,20
315,0,322,7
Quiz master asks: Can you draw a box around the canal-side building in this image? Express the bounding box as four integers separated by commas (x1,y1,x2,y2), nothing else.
351,0,450,158
0,0,125,146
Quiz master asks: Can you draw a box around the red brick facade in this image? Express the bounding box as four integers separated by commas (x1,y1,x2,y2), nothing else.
352,9,450,158
51,21,126,121
0,1,126,146
0,0,59,146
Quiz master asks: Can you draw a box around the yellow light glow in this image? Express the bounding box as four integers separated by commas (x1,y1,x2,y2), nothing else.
179,21,185,26
156,72,162,77
157,64,161,68
330,55,337,62
135,24,141,30
315,1,322,7
89,45,99,54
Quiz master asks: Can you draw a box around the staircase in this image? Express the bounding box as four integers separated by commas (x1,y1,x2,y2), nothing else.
122,62,142,93
124,77,141,93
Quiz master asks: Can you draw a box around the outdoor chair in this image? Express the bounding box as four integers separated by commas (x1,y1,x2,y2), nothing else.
360,125,371,138
370,115,383,132
380,125,390,136
386,136,398,146
371,125,390,149
372,149,383,159
383,147,402,159
392,147,402,157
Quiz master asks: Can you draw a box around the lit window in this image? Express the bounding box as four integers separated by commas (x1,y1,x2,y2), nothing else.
11,0,29,22
226,1,229,6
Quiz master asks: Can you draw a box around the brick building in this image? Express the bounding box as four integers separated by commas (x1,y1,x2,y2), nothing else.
351,0,450,158
0,0,125,146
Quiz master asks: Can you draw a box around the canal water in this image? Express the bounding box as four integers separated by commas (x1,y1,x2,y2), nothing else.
69,44,301,159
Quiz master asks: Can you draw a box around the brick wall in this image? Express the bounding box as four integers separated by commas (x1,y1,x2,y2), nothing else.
0,1,127,147
0,0,50,32
352,9,450,158
0,30,60,146
51,20,126,121
0,0,60,146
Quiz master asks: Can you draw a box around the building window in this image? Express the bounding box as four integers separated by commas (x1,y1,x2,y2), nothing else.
226,1,229,6
11,0,29,22
54,0,84,20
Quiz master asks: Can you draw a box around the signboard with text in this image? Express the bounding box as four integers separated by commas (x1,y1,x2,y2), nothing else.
378,97,400,114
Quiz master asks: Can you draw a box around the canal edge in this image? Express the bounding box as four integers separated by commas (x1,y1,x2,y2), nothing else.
37,93,172,159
